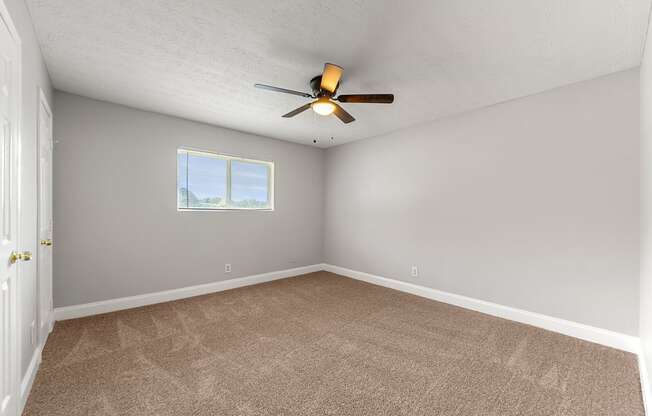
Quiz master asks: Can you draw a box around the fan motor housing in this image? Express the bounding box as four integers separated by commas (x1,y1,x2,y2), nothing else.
310,75,337,97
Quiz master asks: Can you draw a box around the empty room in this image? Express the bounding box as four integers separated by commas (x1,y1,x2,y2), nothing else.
2,0,652,415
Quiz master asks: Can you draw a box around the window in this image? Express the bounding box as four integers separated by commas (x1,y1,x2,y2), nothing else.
177,148,274,210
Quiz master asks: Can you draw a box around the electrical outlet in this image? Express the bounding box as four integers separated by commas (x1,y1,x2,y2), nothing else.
411,265,418,277
30,321,36,345
225,263,232,273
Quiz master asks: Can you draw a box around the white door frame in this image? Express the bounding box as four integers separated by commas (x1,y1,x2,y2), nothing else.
0,1,21,416
36,87,52,336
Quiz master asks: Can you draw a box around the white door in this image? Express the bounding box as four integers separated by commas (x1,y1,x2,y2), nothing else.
37,90,52,337
0,4,20,416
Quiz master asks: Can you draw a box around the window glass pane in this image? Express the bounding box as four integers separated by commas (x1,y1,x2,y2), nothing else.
231,160,269,208
177,149,273,211
177,152,188,208
187,153,227,208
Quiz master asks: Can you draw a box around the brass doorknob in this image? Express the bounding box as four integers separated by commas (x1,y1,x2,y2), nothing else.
9,250,32,264
9,251,19,264
40,239,52,246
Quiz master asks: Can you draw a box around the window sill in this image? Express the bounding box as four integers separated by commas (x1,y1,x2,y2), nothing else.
177,207,274,212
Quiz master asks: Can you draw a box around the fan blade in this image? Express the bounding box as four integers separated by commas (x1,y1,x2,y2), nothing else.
320,63,343,94
282,103,312,118
255,83,312,98
332,103,355,124
336,94,394,104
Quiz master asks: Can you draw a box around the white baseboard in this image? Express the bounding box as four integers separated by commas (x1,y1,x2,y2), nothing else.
640,348,652,415
323,264,640,353
54,264,323,321
56,262,640,353
20,347,40,406
48,311,54,333
19,325,51,414
48,263,647,412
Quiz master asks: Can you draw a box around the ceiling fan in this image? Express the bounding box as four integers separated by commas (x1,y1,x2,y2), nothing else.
254,63,394,124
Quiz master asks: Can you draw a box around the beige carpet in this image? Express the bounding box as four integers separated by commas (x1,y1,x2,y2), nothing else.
23,271,643,415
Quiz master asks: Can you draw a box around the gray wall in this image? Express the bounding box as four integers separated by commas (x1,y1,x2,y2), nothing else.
640,10,652,401
54,70,640,337
6,0,54,387
53,92,324,307
324,69,639,335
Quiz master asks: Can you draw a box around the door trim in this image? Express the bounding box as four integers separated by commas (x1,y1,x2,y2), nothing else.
36,86,52,334
0,2,22,416
19,87,52,413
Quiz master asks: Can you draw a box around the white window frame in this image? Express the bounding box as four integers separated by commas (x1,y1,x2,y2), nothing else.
177,147,275,212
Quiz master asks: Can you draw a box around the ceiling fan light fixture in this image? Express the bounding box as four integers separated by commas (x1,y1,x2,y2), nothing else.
311,97,336,116
255,62,393,124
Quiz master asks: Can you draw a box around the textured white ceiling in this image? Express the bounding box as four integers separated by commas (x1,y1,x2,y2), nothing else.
27,0,651,147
